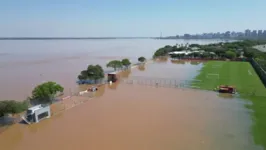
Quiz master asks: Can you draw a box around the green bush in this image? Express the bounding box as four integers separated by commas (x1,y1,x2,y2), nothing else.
0,100,29,117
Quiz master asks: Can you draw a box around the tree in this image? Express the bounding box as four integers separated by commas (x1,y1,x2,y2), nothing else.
78,65,104,80
121,58,131,69
225,51,236,59
0,100,29,117
31,81,64,104
201,52,210,58
106,60,123,71
153,48,168,58
192,52,200,58
189,44,200,48
138,56,146,63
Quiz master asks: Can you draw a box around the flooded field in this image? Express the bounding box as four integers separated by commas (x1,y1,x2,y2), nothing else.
0,83,260,150
0,39,231,100
1,39,260,150
0,59,262,150
130,59,203,81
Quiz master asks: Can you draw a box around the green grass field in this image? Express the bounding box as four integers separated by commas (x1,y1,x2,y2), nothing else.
193,61,266,148
193,61,265,94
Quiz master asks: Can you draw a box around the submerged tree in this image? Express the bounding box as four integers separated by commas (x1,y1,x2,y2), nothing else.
121,58,131,69
138,56,146,63
106,60,123,71
31,81,64,104
0,100,29,117
78,64,105,80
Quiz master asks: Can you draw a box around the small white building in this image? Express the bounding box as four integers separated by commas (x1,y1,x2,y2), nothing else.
168,51,193,55
191,47,200,51
22,105,51,124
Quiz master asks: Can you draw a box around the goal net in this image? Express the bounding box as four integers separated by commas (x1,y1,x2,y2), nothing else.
206,73,220,79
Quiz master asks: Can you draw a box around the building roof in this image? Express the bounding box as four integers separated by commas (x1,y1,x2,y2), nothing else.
28,105,43,111
169,50,207,55
108,72,117,75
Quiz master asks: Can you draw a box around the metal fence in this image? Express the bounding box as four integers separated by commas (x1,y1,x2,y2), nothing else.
250,58,266,87
121,76,266,97
121,76,202,90
51,90,95,116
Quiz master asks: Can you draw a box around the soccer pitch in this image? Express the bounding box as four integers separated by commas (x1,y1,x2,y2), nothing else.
193,61,266,95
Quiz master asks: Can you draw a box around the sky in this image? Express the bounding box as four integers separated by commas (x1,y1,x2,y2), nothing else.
0,0,266,37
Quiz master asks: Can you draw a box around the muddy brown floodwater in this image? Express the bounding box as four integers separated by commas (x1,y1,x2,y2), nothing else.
0,40,261,150
0,83,261,150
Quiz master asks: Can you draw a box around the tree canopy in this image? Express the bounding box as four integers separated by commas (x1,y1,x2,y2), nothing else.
31,81,64,104
121,59,131,69
78,64,104,80
138,57,146,63
0,100,29,117
225,51,236,59
106,60,123,71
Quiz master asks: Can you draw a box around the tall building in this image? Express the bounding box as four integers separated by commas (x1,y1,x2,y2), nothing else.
252,30,257,37
225,31,231,38
258,30,263,37
237,32,244,37
263,30,266,38
245,29,251,37
231,31,237,38
184,34,191,39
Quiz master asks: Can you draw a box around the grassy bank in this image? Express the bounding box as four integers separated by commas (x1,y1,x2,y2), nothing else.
193,61,266,148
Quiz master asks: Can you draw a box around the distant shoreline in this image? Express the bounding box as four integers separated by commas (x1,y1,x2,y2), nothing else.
0,37,241,40
0,37,153,40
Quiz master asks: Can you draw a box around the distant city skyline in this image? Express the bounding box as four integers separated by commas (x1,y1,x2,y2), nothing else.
1,0,266,37
160,29,266,40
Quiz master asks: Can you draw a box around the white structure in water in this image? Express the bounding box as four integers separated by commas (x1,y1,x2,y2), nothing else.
22,104,51,124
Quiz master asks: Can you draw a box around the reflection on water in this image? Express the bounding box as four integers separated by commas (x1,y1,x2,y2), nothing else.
154,57,168,63
171,59,186,64
218,93,235,99
190,61,202,65
120,70,131,78
108,81,120,90
138,65,145,71
130,59,203,81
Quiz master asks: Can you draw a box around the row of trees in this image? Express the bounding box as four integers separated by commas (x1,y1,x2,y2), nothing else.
153,40,266,61
106,57,146,71
0,56,148,117
1,81,64,117
78,57,146,81
106,59,131,71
